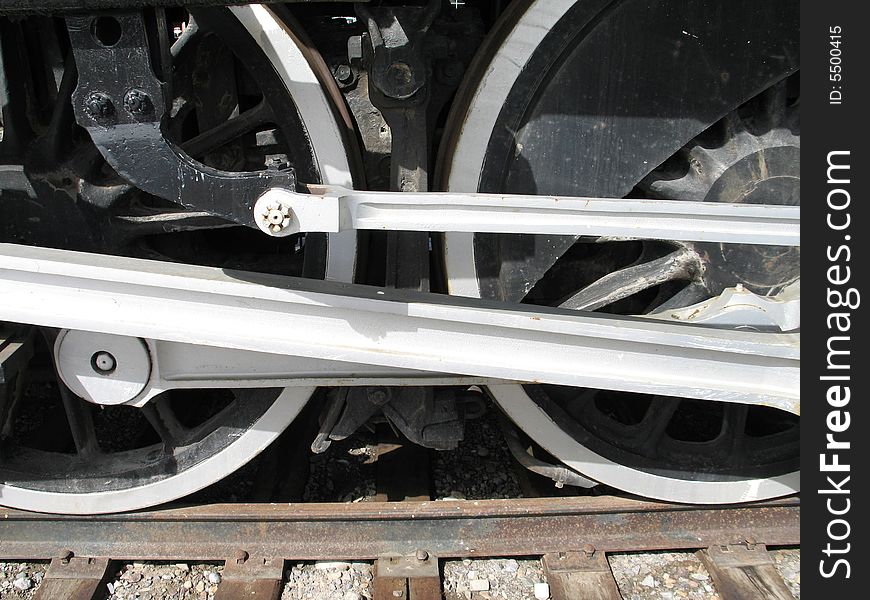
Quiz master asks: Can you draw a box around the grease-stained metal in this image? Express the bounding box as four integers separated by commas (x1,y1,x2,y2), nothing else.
65,12,296,229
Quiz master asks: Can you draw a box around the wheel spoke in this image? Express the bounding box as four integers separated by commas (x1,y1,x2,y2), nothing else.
719,403,750,460
0,328,31,440
651,282,710,313
182,100,273,159
57,384,100,457
560,247,700,311
141,396,188,449
186,398,240,444
40,328,100,457
166,20,202,109
562,389,599,422
634,397,681,456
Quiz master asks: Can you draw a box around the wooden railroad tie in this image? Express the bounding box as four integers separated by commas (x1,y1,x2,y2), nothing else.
213,553,285,600
32,556,111,600
699,542,795,600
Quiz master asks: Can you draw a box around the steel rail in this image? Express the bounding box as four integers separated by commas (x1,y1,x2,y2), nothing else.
0,243,799,412
0,496,800,561
255,186,801,246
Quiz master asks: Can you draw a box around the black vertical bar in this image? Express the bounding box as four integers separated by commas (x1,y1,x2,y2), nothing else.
802,0,868,596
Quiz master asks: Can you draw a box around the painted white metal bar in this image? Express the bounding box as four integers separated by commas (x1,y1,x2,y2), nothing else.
0,243,799,414
50,328,502,406
254,186,800,247
152,342,496,389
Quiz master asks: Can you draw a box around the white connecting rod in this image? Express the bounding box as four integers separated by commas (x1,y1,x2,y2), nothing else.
254,186,800,247
0,243,799,414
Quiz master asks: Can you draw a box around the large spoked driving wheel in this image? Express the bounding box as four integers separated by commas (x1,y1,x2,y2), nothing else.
440,0,799,503
0,5,358,513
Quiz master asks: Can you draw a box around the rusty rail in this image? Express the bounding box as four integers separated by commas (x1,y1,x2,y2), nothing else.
0,495,799,561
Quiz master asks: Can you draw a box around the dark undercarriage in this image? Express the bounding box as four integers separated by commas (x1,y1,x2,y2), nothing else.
0,0,799,511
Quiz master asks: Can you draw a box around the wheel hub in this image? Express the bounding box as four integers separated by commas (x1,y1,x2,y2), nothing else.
56,331,151,405
693,145,801,295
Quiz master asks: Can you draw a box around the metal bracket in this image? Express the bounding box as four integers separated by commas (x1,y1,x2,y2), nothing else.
356,1,440,102
543,550,610,573
355,1,441,295
703,543,775,568
374,554,441,600
65,12,295,229
376,554,439,579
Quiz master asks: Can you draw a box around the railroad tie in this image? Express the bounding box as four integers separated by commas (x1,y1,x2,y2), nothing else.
373,555,441,600
213,555,285,600
542,550,622,600
32,556,112,600
698,543,795,600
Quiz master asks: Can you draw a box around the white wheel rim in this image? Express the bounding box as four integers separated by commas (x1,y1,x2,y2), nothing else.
231,4,358,283
444,0,575,298
441,0,799,503
492,385,800,504
0,388,313,514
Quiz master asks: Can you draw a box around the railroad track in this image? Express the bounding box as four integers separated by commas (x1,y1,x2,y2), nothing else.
0,495,799,600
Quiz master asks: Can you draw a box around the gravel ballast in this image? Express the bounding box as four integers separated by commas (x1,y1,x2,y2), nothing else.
443,558,545,600
0,563,45,599
0,549,801,599
433,406,523,500
281,561,374,600
104,562,224,600
608,552,719,600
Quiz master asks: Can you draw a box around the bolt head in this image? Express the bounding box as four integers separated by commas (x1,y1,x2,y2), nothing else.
267,156,291,171
415,549,429,561
366,387,390,405
388,62,413,85
266,208,285,225
334,64,354,85
260,202,292,234
91,351,117,374
437,60,464,85
123,89,153,115
83,92,114,120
